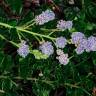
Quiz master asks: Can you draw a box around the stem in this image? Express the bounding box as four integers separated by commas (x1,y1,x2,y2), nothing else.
64,83,79,88
64,83,92,96
48,31,56,36
0,22,12,28
41,28,60,32
17,27,55,40
23,22,35,29
19,32,28,41
69,55,74,60
17,30,22,41
0,34,19,47
0,75,54,86
0,22,56,41
21,19,35,28
0,75,92,96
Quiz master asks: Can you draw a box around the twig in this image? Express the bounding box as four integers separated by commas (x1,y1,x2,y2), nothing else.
0,22,56,40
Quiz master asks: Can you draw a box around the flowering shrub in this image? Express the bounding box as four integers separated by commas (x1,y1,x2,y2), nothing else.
0,0,96,96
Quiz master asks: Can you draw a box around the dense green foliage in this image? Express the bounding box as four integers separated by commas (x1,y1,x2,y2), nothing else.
0,0,96,96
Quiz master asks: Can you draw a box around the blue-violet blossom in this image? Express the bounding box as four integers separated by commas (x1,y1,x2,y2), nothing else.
55,36,67,48
86,36,96,52
75,38,87,54
35,9,55,25
17,41,30,58
57,20,73,31
71,32,85,45
39,41,54,56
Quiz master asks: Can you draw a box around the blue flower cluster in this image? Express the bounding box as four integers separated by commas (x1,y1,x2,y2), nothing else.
17,41,30,58
39,41,54,56
56,49,69,65
16,9,96,66
71,32,87,54
35,9,55,25
55,36,67,48
71,32,85,44
17,31,96,65
39,37,69,65
57,20,73,31
86,36,96,52
75,38,87,54
71,32,96,54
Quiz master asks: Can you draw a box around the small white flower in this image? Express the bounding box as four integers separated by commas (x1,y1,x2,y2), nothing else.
56,49,64,55
56,53,69,65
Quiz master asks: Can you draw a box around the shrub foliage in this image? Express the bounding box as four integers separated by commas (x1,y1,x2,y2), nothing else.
0,0,96,96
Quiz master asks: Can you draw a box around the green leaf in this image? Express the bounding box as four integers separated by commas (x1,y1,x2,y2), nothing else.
32,50,48,60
